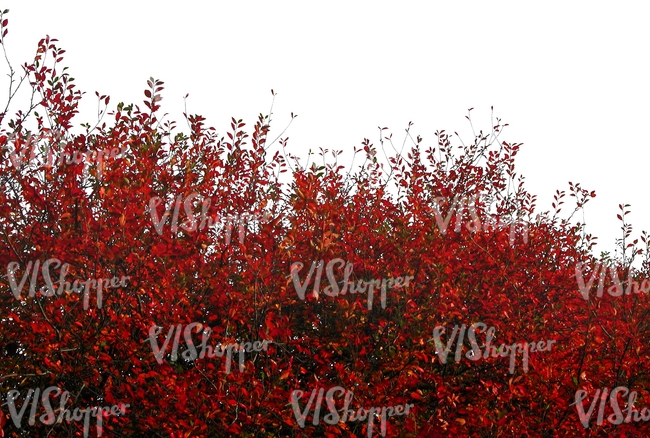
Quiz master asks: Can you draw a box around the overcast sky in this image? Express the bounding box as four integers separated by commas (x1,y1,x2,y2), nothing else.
2,1,649,266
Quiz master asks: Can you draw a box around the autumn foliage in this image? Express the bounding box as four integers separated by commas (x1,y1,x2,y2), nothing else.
2,10,650,437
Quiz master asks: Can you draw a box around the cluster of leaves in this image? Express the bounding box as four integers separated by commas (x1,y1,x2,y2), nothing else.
2,10,650,437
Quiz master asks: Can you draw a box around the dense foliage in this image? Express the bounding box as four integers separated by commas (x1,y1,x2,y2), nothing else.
2,11,650,437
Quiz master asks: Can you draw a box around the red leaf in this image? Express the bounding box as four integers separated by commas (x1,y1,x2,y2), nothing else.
0,409,5,437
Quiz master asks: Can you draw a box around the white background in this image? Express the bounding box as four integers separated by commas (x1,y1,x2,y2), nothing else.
2,1,649,266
